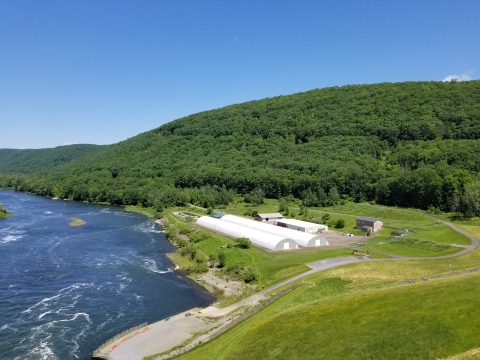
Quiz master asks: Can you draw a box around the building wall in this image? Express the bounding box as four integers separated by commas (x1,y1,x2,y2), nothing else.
356,219,383,232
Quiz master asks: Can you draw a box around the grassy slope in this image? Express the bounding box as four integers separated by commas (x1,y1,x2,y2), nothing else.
178,273,480,360
167,205,480,359
125,203,480,360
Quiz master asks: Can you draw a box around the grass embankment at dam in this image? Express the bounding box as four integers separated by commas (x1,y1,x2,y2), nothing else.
122,201,480,359
175,271,480,360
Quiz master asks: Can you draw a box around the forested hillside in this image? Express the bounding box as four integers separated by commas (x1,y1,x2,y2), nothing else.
1,81,480,216
0,144,103,175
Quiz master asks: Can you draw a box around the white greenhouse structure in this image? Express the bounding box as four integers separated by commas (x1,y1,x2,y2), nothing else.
196,216,298,250
220,215,329,247
275,218,328,234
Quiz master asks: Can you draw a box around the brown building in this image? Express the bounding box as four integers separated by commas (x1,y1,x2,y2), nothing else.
356,216,383,233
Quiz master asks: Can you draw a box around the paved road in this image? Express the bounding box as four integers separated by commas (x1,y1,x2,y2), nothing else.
99,214,480,360
109,310,211,360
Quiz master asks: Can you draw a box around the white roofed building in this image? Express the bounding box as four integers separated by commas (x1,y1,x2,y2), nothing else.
275,219,328,233
254,213,284,222
196,216,298,250
220,215,329,247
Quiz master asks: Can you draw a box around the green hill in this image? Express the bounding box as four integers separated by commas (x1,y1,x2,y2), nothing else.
2,81,480,215
0,144,103,175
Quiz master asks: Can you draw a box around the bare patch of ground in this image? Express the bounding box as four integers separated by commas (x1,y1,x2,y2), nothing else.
323,230,374,247
196,269,253,297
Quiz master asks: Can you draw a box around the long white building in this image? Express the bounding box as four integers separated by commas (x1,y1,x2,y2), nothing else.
220,215,329,247
196,216,298,250
275,218,328,233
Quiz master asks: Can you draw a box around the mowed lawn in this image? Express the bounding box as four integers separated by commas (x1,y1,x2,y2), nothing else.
176,273,480,360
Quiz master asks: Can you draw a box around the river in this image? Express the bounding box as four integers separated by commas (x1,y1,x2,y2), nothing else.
0,190,214,359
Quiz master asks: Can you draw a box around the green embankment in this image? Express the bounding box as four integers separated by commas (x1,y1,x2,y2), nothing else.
177,272,480,360
128,202,480,360
175,219,480,360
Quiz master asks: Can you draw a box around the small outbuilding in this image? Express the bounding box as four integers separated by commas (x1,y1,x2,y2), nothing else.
210,212,225,219
254,213,284,222
275,219,328,233
356,217,383,233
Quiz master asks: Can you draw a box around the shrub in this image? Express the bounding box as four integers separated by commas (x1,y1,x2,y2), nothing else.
218,251,227,268
224,264,258,283
195,250,209,263
235,237,252,249
189,262,209,273
242,268,258,283
334,219,345,229
176,239,188,248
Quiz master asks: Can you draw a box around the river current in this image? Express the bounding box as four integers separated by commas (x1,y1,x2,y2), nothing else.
0,190,214,359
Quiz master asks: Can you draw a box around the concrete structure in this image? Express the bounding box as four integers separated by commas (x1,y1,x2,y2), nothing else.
254,213,284,222
196,216,298,250
275,218,328,233
220,215,329,247
356,216,383,233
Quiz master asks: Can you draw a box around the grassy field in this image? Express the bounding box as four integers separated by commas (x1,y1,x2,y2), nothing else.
362,237,462,257
176,272,480,360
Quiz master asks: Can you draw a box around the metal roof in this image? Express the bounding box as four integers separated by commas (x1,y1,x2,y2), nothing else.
210,212,225,218
276,218,328,229
196,216,298,250
256,213,284,219
357,216,382,222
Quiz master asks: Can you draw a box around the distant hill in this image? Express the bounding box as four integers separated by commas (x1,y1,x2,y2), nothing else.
2,81,480,215
0,144,103,175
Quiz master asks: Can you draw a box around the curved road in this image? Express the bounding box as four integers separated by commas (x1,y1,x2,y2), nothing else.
104,215,479,360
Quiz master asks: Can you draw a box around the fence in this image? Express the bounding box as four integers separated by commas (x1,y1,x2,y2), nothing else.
92,322,148,359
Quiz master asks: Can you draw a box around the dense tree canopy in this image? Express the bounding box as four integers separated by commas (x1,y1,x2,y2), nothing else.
1,81,480,216
0,144,102,175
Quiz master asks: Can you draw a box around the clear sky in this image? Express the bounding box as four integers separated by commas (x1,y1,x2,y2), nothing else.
1,1,479,149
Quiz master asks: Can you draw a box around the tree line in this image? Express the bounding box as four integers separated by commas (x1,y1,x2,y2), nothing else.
1,81,480,217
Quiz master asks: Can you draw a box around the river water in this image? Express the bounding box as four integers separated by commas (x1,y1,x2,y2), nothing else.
0,190,214,359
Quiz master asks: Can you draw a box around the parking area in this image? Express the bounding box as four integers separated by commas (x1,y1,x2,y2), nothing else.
323,230,374,247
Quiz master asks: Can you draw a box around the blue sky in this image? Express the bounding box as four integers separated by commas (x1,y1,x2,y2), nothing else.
1,1,479,149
